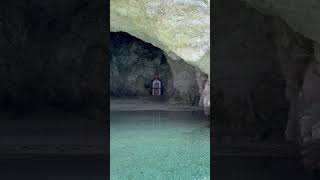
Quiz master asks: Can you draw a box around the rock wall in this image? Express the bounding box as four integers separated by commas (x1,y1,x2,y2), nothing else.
166,56,204,105
240,0,320,170
110,0,210,112
200,77,210,115
272,19,314,141
0,0,107,111
110,32,173,97
213,0,320,144
241,0,320,44
298,43,320,144
242,0,320,145
213,0,289,139
110,0,210,75
110,32,206,105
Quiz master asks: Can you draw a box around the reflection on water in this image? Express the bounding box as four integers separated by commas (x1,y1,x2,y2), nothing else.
110,111,210,180
213,157,318,180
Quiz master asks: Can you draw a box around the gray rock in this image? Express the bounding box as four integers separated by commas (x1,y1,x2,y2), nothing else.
110,32,207,107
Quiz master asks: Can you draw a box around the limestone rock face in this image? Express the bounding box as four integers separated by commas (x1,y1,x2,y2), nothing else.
201,78,210,115
110,32,206,105
242,0,320,44
110,32,173,97
166,56,203,105
110,0,210,75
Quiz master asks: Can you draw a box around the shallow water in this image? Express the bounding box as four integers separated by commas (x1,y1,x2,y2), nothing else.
110,111,210,180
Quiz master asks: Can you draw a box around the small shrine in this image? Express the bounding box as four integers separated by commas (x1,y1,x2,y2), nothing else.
151,75,162,96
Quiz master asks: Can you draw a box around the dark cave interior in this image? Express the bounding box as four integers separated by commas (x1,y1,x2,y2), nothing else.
110,32,173,98
213,0,320,177
110,32,206,106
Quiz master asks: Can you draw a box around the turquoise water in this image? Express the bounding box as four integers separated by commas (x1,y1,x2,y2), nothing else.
110,111,210,180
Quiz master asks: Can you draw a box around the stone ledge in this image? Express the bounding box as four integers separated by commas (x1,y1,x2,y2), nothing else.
110,99,203,111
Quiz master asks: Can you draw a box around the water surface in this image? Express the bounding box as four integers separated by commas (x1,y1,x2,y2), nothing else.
110,111,210,180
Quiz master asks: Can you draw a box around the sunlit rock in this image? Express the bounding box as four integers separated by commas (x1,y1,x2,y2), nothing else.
110,0,210,113
110,0,210,75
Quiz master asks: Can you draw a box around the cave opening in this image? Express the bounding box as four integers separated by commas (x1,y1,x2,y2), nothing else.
110,32,207,106
110,32,210,179
110,32,173,100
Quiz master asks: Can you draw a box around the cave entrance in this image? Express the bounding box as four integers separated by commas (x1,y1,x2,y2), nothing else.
110,32,173,101
110,32,210,179
110,32,205,105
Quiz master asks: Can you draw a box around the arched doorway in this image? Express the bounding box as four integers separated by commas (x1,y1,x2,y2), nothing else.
152,78,162,96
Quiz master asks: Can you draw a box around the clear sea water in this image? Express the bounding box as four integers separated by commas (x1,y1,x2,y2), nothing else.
110,111,210,180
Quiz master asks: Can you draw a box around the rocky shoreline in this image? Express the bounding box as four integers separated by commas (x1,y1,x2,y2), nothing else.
110,98,204,112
